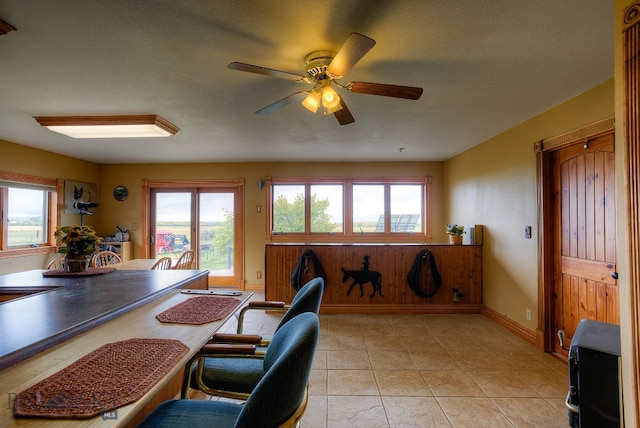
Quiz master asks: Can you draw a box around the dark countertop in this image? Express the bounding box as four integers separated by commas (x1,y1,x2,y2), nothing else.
0,269,209,371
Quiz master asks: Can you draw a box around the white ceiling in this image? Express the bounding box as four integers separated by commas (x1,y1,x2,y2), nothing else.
0,1,613,164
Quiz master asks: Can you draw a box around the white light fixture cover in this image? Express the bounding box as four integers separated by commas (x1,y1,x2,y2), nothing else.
301,91,321,113
322,86,342,114
302,85,343,115
33,115,180,138
321,86,341,110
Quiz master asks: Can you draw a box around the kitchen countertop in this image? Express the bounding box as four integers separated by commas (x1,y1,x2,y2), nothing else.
0,269,208,371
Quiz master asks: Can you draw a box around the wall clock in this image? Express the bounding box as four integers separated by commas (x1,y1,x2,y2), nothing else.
113,186,128,201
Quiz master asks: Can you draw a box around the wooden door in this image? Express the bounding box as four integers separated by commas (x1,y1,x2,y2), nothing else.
552,133,618,355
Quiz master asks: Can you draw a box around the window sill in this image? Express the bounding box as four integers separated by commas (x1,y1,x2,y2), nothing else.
0,246,57,259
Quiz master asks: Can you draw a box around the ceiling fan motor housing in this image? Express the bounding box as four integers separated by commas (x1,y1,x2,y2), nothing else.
304,50,337,79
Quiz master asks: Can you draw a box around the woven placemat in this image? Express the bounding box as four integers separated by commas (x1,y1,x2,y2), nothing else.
42,267,117,277
156,296,241,324
13,338,189,419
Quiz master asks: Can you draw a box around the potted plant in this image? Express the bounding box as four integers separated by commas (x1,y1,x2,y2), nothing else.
445,224,465,245
54,225,102,272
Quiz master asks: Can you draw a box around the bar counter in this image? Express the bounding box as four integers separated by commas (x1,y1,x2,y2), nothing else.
0,269,208,371
0,284,252,427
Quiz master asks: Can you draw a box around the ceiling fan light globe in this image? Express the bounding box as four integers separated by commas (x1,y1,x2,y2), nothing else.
322,86,341,110
302,91,321,113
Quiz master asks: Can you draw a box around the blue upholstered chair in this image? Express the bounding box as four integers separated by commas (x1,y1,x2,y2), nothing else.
235,276,325,334
181,277,324,399
138,312,319,428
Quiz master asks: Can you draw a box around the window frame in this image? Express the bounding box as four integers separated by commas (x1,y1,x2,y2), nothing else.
265,176,432,243
0,172,60,258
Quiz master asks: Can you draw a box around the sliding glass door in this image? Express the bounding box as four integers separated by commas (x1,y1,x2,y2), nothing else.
147,180,243,287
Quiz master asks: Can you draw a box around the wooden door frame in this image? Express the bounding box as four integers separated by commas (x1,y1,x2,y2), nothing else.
535,117,615,351
620,3,640,423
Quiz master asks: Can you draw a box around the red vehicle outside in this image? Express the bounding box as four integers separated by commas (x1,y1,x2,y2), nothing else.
155,230,190,253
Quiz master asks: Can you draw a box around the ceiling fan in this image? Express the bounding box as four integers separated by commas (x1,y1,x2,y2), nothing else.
228,33,423,125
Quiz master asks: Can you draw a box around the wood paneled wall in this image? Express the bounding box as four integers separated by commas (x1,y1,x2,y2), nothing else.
265,244,482,314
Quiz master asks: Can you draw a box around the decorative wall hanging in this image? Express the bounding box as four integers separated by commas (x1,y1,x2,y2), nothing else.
407,249,442,298
64,180,98,214
290,249,327,291
342,255,383,298
113,186,128,201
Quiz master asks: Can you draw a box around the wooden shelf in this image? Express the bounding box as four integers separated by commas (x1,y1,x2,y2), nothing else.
98,241,132,261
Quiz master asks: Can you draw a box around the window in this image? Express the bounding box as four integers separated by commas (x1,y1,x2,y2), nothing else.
0,172,59,256
272,185,305,233
353,184,384,233
310,184,343,233
390,184,423,233
7,188,48,246
267,177,431,243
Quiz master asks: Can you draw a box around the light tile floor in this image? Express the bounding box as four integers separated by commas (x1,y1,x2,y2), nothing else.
212,296,569,427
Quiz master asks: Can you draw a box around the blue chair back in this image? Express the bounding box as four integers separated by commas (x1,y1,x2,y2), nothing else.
275,277,323,332
235,312,319,428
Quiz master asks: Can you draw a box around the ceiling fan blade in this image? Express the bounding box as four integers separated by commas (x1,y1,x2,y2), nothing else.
347,81,423,100
326,33,376,78
256,92,309,115
334,98,355,125
228,62,308,82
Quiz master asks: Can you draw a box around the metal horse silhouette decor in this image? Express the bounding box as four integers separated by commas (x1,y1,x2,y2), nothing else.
342,255,383,298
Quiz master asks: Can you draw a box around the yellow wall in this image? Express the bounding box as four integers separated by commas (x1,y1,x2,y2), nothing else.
444,78,614,330
0,139,100,273
98,162,444,287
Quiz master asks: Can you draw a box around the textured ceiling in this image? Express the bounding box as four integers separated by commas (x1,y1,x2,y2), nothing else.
0,1,613,164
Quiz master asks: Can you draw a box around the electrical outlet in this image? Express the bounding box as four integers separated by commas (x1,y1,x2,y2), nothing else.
256,271,262,279
257,205,262,213
131,223,139,231
526,308,532,321
452,288,462,302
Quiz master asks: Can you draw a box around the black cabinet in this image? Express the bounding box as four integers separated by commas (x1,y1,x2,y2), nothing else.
567,319,622,427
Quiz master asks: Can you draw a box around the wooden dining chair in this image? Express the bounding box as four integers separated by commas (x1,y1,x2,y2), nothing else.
173,250,195,270
46,256,66,270
151,257,173,270
90,251,123,267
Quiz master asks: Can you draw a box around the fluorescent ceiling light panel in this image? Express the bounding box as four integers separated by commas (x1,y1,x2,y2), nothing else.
33,115,180,138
